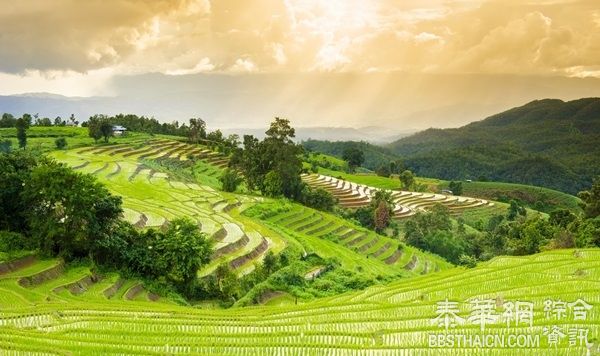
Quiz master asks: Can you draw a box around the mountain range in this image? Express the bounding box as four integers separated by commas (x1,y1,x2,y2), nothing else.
387,98,600,194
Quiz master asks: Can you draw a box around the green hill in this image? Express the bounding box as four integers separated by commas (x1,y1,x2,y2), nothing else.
387,98,600,194
45,139,448,301
302,139,399,172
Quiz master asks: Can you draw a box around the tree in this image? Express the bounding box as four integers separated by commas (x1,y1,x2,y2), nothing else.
207,129,224,148
374,201,391,232
37,117,52,126
0,113,16,128
262,118,304,198
448,181,463,195
404,205,469,263
21,161,123,258
578,177,600,219
188,118,206,144
262,251,277,274
151,218,212,286
220,169,243,192
215,263,240,301
0,150,43,232
507,200,527,220
15,115,30,148
55,137,67,150
68,114,78,126
399,170,415,190
299,186,336,211
375,164,391,177
99,120,113,143
87,116,103,143
310,161,318,173
351,189,395,230
389,160,405,174
231,118,307,202
342,147,364,172
263,170,284,197
87,115,113,143
54,116,65,126
549,209,577,228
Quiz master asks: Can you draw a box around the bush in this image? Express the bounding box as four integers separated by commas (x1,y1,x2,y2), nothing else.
0,231,28,251
0,140,11,153
299,186,336,211
54,137,67,149
375,164,390,177
219,168,243,192
448,181,463,195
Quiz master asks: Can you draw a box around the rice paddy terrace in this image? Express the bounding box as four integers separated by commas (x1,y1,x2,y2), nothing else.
51,139,285,277
0,249,598,354
250,203,452,276
50,139,451,280
302,174,495,219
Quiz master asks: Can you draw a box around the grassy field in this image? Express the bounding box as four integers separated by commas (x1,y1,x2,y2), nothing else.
0,248,597,354
316,167,443,191
0,126,183,151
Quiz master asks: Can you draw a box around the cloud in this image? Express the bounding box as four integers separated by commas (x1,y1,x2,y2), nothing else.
0,0,599,78
0,0,186,73
165,57,215,75
230,58,257,72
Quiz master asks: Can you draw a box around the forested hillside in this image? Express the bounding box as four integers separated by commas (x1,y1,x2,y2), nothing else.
302,139,399,172
387,98,600,194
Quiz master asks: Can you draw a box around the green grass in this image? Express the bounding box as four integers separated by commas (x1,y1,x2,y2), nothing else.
0,126,184,152
316,167,443,191
0,248,597,354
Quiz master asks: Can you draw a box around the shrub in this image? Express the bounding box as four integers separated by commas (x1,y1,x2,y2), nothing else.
299,186,336,211
448,181,463,195
0,139,11,153
219,168,243,192
0,231,28,251
55,137,67,149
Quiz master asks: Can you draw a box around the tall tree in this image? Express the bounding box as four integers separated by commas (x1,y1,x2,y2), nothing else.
399,170,415,190
579,177,600,219
188,118,206,144
151,218,212,286
15,114,30,148
87,116,103,143
99,120,113,143
342,146,364,172
21,161,123,258
0,113,16,128
87,115,113,143
231,118,304,199
262,118,304,198
448,181,463,195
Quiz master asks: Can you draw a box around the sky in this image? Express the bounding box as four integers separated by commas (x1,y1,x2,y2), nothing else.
1,0,600,129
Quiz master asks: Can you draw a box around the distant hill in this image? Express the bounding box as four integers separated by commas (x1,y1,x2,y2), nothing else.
301,139,401,172
222,126,414,144
387,98,600,194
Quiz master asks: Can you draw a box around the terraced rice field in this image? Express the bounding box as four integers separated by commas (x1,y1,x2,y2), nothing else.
257,203,452,277
0,249,598,354
51,139,285,276
303,174,495,219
